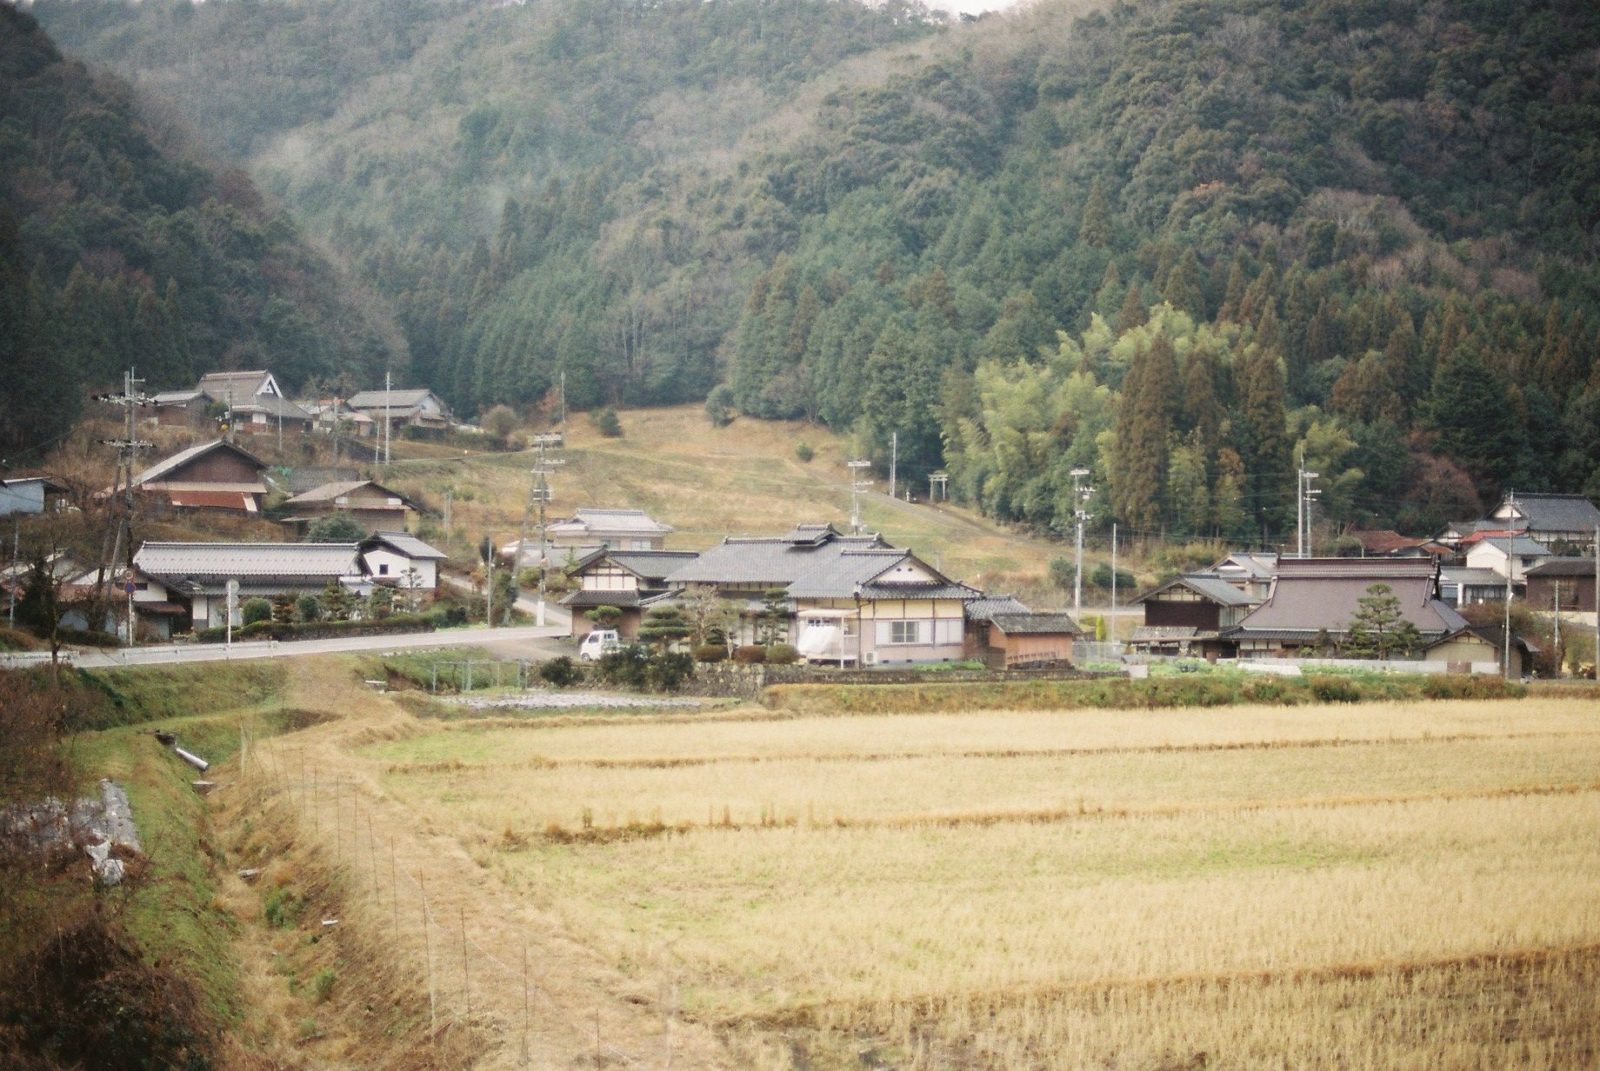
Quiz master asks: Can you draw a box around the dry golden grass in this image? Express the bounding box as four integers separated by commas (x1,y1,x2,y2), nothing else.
256,672,1600,1068
382,404,1066,591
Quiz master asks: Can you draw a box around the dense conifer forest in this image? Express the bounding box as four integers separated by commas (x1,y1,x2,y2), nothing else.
20,0,1600,539
0,4,401,455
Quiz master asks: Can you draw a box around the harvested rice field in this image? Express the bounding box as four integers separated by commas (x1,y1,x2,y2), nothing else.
264,676,1600,1069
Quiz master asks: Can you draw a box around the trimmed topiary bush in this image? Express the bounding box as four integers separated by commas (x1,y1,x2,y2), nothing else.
692,643,728,663
732,644,767,664
539,656,580,688
240,597,272,627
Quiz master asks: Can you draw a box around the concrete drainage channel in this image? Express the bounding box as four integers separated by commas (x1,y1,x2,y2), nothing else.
441,692,707,711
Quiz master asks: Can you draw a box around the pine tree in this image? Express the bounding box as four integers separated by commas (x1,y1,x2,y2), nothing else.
1342,583,1423,660
1078,180,1112,248
1111,333,1178,533
1235,342,1290,543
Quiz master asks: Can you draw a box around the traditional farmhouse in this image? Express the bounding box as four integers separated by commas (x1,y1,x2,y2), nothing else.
1438,566,1511,607
1488,493,1600,549
0,476,69,517
504,507,675,564
124,439,270,515
1226,558,1468,659
345,389,452,431
1341,529,1450,559
280,479,418,537
562,549,699,639
1128,573,1261,658
359,532,447,593
132,541,368,629
1210,552,1277,601
664,524,978,665
192,370,312,436
1525,558,1598,614
1462,535,1549,587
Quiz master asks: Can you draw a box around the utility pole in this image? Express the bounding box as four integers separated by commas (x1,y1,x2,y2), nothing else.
1070,467,1093,623
516,434,564,628
443,489,453,536
1296,450,1320,558
1503,542,1513,681
97,370,152,606
383,369,393,467
482,535,495,629
1593,524,1598,682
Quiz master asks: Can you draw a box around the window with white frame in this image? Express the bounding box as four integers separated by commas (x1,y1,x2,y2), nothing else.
889,620,920,644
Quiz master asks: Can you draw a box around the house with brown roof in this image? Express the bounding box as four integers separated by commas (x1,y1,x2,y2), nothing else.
123,439,270,515
280,479,419,537
1525,557,1598,614
1225,558,1469,660
1129,573,1262,658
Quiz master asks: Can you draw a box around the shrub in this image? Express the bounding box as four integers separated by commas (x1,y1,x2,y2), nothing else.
312,968,337,1004
596,645,649,688
766,642,800,665
591,406,623,437
692,643,727,663
1307,674,1361,703
539,656,580,688
732,644,767,664
295,594,321,623
644,651,695,692
264,888,303,929
705,384,735,427
794,440,814,463
240,597,272,627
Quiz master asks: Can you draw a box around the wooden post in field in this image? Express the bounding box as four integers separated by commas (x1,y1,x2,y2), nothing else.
522,943,530,1068
390,839,399,939
420,877,436,1031
460,906,470,1023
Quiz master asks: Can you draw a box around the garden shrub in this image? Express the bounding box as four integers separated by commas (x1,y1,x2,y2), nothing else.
240,597,272,627
732,645,767,664
538,656,580,688
766,643,800,665
692,643,727,663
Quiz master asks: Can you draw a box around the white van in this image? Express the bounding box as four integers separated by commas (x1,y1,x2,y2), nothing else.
578,629,620,661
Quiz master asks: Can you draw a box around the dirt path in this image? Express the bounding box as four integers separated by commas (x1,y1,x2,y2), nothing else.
236,659,740,1070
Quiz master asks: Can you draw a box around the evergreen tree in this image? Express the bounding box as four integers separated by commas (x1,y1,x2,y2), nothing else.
1236,342,1290,543
1078,179,1111,248
1110,333,1178,534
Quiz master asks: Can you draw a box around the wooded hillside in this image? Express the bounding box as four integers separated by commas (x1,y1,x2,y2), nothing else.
28,0,1600,539
0,5,402,456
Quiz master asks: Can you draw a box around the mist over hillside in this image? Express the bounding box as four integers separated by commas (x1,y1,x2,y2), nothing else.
28,0,1600,538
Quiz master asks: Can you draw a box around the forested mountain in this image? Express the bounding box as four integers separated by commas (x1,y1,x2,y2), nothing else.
0,4,401,456
29,0,1600,540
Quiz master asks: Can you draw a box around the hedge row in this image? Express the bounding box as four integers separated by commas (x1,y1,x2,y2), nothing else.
192,611,449,645
764,671,1528,715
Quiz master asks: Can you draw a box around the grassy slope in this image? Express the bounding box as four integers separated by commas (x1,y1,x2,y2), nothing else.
385,405,1074,600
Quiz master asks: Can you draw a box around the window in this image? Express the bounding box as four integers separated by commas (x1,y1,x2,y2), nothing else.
890,620,920,644
378,563,389,575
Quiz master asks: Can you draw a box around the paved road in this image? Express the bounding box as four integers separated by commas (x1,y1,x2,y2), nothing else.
3,624,570,670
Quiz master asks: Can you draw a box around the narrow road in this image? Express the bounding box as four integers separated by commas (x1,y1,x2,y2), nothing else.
3,623,568,670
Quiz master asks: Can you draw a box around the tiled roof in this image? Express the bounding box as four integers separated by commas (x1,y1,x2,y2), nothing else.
286,480,413,507
134,542,364,584
666,532,888,587
1440,567,1508,588
548,508,674,536
561,589,643,609
363,532,447,560
151,390,204,404
230,394,311,420
990,612,1083,636
1497,493,1600,532
966,595,1031,622
197,371,273,398
346,389,438,410
1473,535,1551,557
1526,558,1596,578
1134,573,1256,607
1232,557,1465,639
132,440,267,487
603,550,698,581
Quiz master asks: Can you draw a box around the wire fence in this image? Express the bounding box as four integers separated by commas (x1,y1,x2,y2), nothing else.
236,729,672,1069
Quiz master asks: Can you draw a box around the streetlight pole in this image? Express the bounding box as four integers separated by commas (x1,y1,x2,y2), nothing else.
1070,467,1092,623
